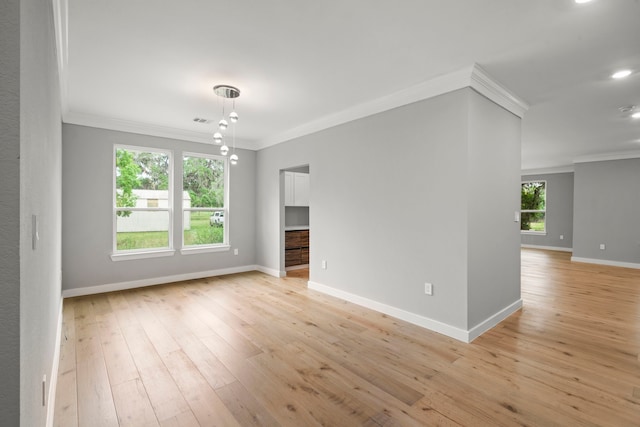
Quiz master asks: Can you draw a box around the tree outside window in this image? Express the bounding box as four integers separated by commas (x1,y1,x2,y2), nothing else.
521,181,546,233
114,147,171,251
182,154,228,247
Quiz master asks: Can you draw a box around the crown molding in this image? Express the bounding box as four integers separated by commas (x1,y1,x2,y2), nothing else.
573,150,640,164
468,64,529,118
64,111,255,149
256,63,529,150
255,66,474,149
521,165,575,175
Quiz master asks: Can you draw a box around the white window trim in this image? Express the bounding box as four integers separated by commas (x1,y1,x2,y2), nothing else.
112,145,174,255
181,152,229,252
520,180,547,235
110,249,176,262
180,245,230,255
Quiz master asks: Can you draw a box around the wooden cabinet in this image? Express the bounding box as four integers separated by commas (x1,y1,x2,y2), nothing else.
285,229,309,267
284,172,309,206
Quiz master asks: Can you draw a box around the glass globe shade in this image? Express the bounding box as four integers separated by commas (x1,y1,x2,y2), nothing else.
218,119,228,131
220,145,229,156
229,111,239,123
213,132,223,144
230,154,238,165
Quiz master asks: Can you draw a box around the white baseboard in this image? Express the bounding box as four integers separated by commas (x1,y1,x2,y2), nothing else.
467,299,523,342
308,281,522,343
62,265,260,298
285,264,309,272
571,256,640,270
46,297,63,427
308,281,472,342
521,244,573,252
255,265,286,278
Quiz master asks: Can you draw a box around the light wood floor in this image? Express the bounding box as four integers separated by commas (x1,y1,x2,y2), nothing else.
54,249,640,426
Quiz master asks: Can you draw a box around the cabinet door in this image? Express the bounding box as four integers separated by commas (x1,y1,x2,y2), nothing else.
293,173,309,206
285,248,302,267
284,171,295,206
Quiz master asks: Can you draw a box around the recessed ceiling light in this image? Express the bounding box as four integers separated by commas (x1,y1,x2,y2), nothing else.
632,111,640,119
575,0,593,3
612,69,633,79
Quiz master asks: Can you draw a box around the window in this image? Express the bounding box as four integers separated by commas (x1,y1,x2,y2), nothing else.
114,146,172,254
521,180,546,233
182,153,228,248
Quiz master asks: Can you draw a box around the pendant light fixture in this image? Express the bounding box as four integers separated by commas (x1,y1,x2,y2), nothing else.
213,84,240,165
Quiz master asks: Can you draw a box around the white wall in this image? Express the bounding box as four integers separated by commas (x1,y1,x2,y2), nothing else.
256,88,522,338
573,158,640,266
0,0,21,423
62,124,257,292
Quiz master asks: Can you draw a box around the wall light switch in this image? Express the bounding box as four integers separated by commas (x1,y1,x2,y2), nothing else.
560,235,564,240
233,248,239,255
599,244,605,250
514,212,520,222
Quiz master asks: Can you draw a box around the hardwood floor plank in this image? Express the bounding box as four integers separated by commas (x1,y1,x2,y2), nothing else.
120,323,191,422
55,249,640,426
74,298,120,427
286,341,458,426
158,410,200,427
111,378,159,427
161,349,241,427
93,295,140,387
54,298,78,427
215,380,280,427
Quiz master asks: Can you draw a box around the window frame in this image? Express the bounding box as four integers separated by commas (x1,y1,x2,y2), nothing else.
111,145,175,261
520,179,547,235
180,152,230,255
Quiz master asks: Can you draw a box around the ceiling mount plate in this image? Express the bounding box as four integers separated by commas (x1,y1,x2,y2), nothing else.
213,85,240,99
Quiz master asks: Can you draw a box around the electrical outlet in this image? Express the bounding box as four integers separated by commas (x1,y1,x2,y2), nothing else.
599,244,605,250
321,260,327,270
233,248,238,255
424,282,433,296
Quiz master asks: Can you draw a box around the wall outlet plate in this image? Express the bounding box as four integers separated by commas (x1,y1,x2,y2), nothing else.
424,282,433,295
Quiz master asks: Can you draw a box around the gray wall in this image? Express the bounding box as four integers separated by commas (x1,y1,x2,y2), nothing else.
62,124,256,291
573,158,640,264
467,91,521,328
285,206,310,227
21,0,64,423
256,88,521,332
0,0,63,424
521,172,574,249
0,0,21,423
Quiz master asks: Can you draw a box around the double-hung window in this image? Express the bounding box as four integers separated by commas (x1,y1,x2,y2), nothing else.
113,146,172,257
182,153,229,251
112,147,229,259
521,180,546,234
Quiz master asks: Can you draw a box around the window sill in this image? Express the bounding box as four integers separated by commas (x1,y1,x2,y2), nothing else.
521,231,547,236
110,249,175,262
180,245,230,255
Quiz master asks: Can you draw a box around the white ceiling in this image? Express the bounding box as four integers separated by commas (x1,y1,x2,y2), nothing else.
58,0,640,171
